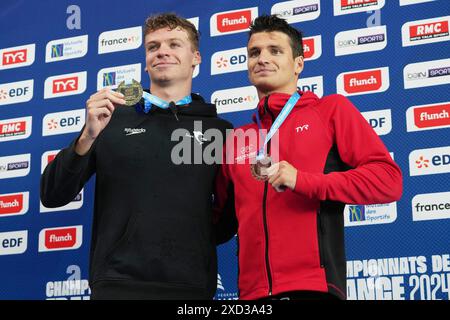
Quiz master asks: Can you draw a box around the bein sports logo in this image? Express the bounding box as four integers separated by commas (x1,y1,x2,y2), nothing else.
271,0,321,24
337,67,389,96
335,26,387,56
403,58,450,89
39,226,83,252
0,154,31,179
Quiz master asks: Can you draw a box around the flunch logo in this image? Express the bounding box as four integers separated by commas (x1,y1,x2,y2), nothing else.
210,7,258,36
44,72,87,99
303,35,322,61
0,192,29,217
0,44,35,70
0,116,32,142
39,226,83,252
406,102,450,132
337,67,389,96
402,16,450,46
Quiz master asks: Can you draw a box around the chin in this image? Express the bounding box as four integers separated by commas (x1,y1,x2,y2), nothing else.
252,80,275,92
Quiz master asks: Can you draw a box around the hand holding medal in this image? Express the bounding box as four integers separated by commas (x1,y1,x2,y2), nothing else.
251,92,301,192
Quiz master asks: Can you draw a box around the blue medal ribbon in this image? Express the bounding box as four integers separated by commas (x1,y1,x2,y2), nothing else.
141,91,192,113
255,91,301,160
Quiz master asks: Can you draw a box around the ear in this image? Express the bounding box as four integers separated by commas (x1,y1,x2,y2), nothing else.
193,50,201,67
294,55,304,76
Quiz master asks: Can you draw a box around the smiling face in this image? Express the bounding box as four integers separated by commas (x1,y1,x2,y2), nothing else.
145,26,201,86
247,31,304,97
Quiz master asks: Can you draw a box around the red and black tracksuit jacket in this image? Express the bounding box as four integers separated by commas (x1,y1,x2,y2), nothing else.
214,91,403,300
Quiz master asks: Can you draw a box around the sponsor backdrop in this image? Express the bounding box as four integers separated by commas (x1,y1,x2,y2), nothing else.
0,0,449,300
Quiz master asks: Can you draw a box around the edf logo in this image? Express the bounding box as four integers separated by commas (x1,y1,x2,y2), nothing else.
432,154,450,166
0,86,29,99
298,83,318,93
43,109,85,136
211,47,248,75
0,230,28,255
368,117,386,129
229,54,246,65
409,146,450,176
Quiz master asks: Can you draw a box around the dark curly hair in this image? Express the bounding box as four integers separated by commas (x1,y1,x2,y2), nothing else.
249,15,304,58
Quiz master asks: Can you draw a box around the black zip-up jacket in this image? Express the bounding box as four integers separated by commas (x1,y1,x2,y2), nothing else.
41,93,233,299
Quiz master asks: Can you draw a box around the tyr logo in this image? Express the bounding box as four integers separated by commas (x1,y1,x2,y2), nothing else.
295,124,309,133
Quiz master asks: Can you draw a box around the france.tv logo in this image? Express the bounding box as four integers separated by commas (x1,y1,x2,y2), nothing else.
103,72,116,86
51,44,64,58
348,205,366,222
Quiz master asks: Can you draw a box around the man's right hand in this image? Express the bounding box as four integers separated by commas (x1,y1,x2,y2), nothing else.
75,88,126,155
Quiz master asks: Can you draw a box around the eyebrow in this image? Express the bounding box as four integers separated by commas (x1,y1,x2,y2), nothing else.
248,45,283,51
146,38,185,45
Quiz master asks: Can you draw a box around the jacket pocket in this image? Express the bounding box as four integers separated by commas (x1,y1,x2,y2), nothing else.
95,210,141,278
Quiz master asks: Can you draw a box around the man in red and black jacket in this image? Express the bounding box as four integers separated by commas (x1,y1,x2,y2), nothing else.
214,15,403,300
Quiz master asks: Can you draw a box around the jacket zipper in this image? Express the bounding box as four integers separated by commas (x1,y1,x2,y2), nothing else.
262,95,273,296
317,208,325,268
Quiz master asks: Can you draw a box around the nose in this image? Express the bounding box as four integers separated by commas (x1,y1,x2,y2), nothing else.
156,43,170,58
257,49,270,65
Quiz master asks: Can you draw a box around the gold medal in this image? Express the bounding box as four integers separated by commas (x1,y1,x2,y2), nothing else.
250,156,272,181
116,79,143,106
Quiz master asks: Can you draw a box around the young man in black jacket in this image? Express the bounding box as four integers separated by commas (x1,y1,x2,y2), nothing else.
41,13,233,299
